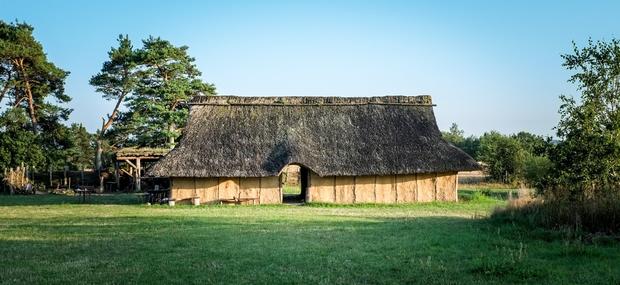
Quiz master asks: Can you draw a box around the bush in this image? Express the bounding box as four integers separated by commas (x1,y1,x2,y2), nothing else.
479,132,526,184
523,155,552,189
491,194,620,237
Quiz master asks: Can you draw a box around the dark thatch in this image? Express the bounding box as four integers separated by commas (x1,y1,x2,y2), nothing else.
115,147,170,159
147,95,479,178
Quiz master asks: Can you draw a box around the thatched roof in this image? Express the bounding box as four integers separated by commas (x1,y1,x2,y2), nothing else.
115,147,170,159
147,95,479,178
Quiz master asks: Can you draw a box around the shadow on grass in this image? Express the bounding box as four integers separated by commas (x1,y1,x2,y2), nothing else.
0,215,513,284
2,212,616,285
459,189,512,201
0,193,143,206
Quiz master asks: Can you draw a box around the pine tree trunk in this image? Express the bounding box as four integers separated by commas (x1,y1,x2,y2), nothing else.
96,138,104,193
96,139,103,171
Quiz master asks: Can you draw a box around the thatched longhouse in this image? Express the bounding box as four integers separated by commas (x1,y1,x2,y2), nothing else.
147,95,479,204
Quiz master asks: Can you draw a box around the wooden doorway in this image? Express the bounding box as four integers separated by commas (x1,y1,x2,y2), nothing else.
281,164,309,203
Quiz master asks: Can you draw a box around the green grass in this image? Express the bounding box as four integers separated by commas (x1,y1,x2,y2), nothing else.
0,192,619,284
282,184,301,194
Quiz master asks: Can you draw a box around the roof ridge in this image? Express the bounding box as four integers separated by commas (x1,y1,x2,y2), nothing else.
189,95,434,106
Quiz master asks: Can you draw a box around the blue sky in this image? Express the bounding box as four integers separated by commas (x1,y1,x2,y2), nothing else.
1,0,619,136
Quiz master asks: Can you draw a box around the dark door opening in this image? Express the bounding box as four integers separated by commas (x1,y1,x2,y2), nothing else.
281,165,309,203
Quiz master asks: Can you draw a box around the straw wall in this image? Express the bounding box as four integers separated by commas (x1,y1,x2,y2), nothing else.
170,176,281,204
306,171,458,203
170,171,458,204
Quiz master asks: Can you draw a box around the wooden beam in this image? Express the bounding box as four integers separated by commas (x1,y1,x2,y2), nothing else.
116,156,162,161
123,159,137,169
135,158,141,192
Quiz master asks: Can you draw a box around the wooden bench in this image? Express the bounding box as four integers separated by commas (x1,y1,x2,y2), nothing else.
219,197,259,205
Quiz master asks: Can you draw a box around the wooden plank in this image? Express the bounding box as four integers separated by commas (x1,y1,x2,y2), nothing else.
375,175,396,203
123,159,137,169
417,173,436,202
116,156,162,160
239,177,261,205
312,175,336,203
195,178,219,204
135,158,141,192
396,174,417,203
354,175,376,203
171,178,195,203
218,178,239,200
436,172,457,201
307,172,320,202
260,176,280,204
335,176,355,203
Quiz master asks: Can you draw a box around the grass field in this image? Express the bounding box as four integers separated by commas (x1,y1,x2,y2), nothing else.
1,190,619,284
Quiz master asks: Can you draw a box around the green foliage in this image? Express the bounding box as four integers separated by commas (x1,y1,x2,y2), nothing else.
0,20,81,171
442,123,464,145
89,35,138,103
523,155,553,189
0,109,45,169
0,20,71,132
493,39,620,236
112,36,216,148
441,123,480,159
64,124,95,170
479,131,527,184
544,38,620,199
459,136,481,160
512,131,550,156
90,35,139,170
442,124,552,185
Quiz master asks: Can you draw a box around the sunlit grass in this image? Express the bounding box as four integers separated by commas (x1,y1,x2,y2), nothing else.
0,192,618,284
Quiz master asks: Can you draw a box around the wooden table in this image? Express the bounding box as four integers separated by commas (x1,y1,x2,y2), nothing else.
220,197,258,205
75,189,93,203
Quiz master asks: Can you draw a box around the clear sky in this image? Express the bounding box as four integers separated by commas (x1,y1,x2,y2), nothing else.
1,0,619,136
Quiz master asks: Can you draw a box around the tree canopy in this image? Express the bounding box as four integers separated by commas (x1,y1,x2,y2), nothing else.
0,20,89,171
546,38,620,199
101,36,216,148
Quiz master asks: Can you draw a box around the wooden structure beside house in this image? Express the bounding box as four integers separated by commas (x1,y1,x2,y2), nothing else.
115,147,169,191
147,95,479,204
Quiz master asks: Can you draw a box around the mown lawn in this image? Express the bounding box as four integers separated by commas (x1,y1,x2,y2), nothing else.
0,191,619,284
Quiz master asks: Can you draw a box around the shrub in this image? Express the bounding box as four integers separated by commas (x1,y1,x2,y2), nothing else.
491,194,620,237
523,155,552,189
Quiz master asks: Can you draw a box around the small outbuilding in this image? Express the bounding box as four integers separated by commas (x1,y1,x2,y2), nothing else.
147,95,478,204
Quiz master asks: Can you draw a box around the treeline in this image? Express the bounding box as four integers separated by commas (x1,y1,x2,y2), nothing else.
442,124,552,187
490,39,620,235
0,20,215,175
0,21,94,171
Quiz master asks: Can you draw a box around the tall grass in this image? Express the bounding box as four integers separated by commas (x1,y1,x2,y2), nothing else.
491,194,620,237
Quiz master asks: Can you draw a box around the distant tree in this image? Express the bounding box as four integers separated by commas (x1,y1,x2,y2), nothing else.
546,38,620,199
479,131,526,184
459,136,481,160
0,109,45,169
523,155,553,189
512,131,549,156
0,20,71,132
116,36,216,148
64,124,95,170
89,35,138,170
442,123,480,159
0,20,72,171
442,123,464,145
